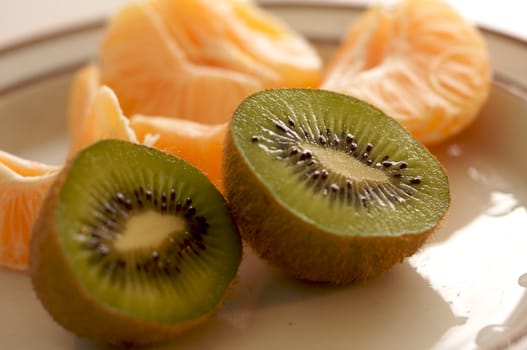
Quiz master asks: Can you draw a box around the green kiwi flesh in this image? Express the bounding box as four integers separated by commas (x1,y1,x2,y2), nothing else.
223,89,450,284
30,140,242,347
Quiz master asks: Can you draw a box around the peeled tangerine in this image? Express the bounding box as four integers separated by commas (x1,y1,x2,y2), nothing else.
321,0,491,145
69,64,227,191
99,0,322,125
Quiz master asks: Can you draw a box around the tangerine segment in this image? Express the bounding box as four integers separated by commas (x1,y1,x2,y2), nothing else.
151,0,321,87
100,0,321,124
67,83,138,158
67,63,100,144
130,115,227,191
321,0,491,145
0,152,59,270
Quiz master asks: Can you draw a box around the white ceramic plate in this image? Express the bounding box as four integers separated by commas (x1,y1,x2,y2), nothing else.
1,2,527,349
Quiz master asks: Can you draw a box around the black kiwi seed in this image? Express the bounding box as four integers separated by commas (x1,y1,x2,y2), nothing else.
410,177,422,185
145,190,152,201
300,150,312,160
152,251,160,261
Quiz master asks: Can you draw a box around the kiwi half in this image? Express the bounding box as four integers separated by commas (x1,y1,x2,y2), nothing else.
30,140,242,347
223,89,450,284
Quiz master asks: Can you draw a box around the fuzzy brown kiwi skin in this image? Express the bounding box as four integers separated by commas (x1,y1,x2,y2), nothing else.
223,127,448,285
29,161,226,348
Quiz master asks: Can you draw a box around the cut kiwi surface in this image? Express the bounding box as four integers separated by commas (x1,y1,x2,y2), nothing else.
30,140,242,347
223,89,450,284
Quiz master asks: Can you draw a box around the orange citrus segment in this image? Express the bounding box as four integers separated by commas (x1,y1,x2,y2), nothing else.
67,63,100,144
321,0,491,145
151,0,321,87
0,152,59,270
68,83,138,158
130,115,227,191
100,0,321,124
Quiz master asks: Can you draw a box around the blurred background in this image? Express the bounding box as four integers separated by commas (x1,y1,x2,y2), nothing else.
1,0,525,49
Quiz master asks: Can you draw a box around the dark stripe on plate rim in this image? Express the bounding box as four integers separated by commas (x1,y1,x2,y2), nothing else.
0,60,92,96
494,72,527,101
0,19,106,55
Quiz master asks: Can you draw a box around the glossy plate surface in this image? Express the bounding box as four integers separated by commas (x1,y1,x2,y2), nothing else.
1,3,527,349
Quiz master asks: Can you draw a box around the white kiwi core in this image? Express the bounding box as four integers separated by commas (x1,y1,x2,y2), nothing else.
304,143,389,183
114,210,185,252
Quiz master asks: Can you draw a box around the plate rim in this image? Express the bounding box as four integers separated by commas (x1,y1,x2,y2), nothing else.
0,2,526,102
1,0,527,54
